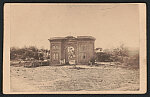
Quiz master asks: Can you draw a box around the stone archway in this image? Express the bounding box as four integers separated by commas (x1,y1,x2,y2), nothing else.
65,45,77,64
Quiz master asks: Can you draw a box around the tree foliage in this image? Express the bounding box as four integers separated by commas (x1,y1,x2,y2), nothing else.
10,46,49,61
96,44,129,62
95,44,139,68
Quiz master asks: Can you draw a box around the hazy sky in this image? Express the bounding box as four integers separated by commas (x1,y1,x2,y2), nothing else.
9,3,140,49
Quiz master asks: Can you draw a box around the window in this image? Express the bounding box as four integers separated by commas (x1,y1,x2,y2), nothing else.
52,45,59,50
53,53,56,59
55,53,58,60
52,45,56,49
53,53,59,60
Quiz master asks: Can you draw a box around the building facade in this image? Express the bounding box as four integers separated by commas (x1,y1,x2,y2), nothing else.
48,36,95,65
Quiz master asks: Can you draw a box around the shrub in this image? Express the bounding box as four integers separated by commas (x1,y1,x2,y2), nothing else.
124,53,139,68
10,46,49,61
96,52,113,62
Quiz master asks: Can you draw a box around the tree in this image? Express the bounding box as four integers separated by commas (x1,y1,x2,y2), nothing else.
96,52,113,62
96,44,129,63
113,44,129,63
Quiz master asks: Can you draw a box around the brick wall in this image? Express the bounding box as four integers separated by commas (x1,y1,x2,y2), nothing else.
49,36,95,65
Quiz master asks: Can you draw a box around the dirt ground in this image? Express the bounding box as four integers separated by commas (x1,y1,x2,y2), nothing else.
10,64,140,92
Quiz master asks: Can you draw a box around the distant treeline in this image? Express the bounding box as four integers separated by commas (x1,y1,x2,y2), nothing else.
10,46,50,61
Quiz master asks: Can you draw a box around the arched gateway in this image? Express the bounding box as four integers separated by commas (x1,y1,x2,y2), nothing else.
48,36,95,65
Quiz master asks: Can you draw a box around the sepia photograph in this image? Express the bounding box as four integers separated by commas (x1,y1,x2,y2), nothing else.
3,3,146,94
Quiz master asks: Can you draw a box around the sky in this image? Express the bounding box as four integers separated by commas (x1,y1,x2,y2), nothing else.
8,3,140,50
